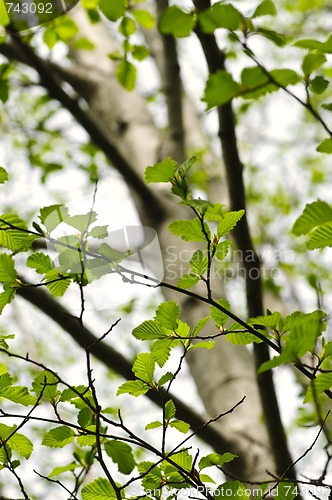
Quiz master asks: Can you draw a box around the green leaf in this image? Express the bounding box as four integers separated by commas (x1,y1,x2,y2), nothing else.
151,339,172,367
302,53,326,76
132,320,166,340
26,252,53,274
255,27,286,47
132,353,155,383
252,0,277,18
217,210,244,237
117,380,149,397
215,240,231,260
190,250,208,276
0,424,33,459
157,372,173,386
192,316,210,337
32,370,59,402
310,75,329,94
317,138,332,154
190,340,215,350
0,253,17,287
44,270,71,297
99,243,126,263
210,299,230,328
203,70,239,109
322,102,332,111
119,16,136,36
65,212,97,232
104,440,136,475
88,225,108,239
0,385,37,406
145,420,162,430
39,205,69,232
0,289,16,314
0,81,9,103
144,157,177,183
0,214,34,251
306,222,332,249
159,6,196,38
177,273,200,289
131,44,150,61
292,200,332,235
170,449,192,471
42,426,75,448
49,462,80,478
199,3,242,32
155,301,180,330
76,427,96,447
249,311,282,329
82,477,118,500
199,452,237,470
164,399,176,420
169,218,209,242
214,481,250,499
240,67,299,99
294,34,332,53
0,1,9,26
304,373,332,403
169,420,190,433
132,9,155,29
116,60,137,91
0,167,8,184
98,0,125,22
73,37,95,50
204,203,225,221
226,332,263,345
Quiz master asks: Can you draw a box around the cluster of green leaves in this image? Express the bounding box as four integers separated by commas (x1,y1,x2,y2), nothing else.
97,0,154,91
145,156,244,291
0,170,133,314
292,199,332,249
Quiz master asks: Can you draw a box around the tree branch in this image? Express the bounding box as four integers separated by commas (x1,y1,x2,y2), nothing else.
156,0,186,163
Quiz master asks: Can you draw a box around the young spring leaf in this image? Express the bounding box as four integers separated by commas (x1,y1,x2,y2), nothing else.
0,384,37,406
0,424,33,459
145,420,163,430
190,340,215,350
159,6,196,38
132,353,155,383
155,301,180,330
177,273,200,289
203,70,239,109
116,59,137,91
316,138,332,154
199,3,242,32
0,167,8,184
0,214,35,251
0,289,16,315
190,250,208,276
169,218,209,242
104,440,136,474
42,426,75,448
169,420,190,433
292,199,332,235
81,477,118,500
98,0,125,22
132,319,166,340
199,452,237,470
215,240,231,260
48,462,80,478
117,380,149,397
210,298,230,328
0,253,17,288
304,373,332,403
164,399,176,420
217,210,244,237
32,370,59,402
252,0,276,18
144,157,177,183
151,338,173,367
44,270,71,297
39,204,69,232
132,9,155,29
302,53,326,76
26,252,53,274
